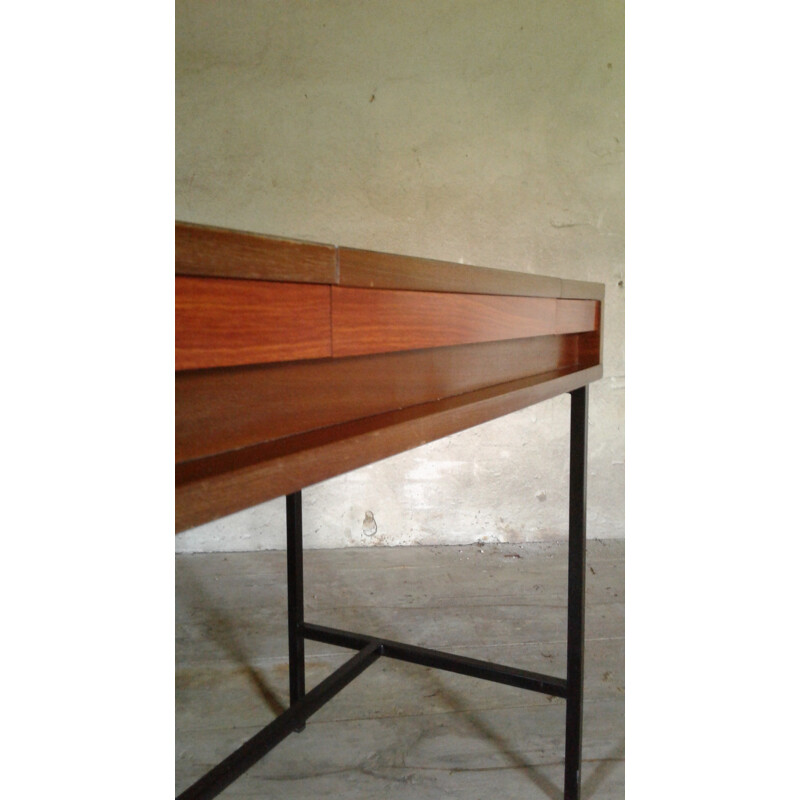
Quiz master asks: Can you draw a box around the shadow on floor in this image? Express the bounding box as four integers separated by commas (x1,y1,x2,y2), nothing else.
176,561,286,720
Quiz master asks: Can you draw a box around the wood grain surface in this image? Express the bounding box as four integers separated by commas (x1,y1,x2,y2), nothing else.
555,299,601,334
331,287,598,358
176,332,599,463
174,223,605,533
176,365,602,531
175,222,604,300
175,277,332,370
175,222,337,283
338,246,563,297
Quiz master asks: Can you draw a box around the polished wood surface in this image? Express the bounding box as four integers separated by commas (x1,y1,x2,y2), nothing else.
176,222,604,301
175,277,331,370
176,364,601,532
338,245,563,297
176,222,337,284
175,222,604,532
176,333,599,463
331,287,598,358
176,279,598,369
554,299,601,334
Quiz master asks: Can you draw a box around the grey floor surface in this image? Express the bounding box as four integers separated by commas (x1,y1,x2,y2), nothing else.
176,539,624,798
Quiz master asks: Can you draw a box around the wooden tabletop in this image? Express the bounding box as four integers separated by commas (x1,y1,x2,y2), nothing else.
175,222,604,532
176,221,604,299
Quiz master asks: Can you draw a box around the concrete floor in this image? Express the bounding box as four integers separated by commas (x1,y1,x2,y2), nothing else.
176,540,624,798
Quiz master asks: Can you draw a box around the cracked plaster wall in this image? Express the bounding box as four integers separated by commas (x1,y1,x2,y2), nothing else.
175,0,624,551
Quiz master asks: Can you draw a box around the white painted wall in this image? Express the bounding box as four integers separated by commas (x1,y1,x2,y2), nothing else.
175,0,624,551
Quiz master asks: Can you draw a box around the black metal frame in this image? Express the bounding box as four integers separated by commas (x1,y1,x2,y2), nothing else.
178,386,589,800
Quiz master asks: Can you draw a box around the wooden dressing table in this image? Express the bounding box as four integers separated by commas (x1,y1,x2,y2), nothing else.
175,221,604,799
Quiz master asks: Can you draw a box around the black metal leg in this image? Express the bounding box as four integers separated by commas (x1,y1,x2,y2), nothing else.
176,644,381,800
564,386,588,799
286,491,306,731
178,387,595,800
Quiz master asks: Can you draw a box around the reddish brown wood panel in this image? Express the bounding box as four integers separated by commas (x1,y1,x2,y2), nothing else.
338,246,563,297
172,223,606,532
555,299,601,334
176,333,599,463
175,222,337,284
173,222,605,300
175,277,332,370
331,287,598,358
175,364,603,532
